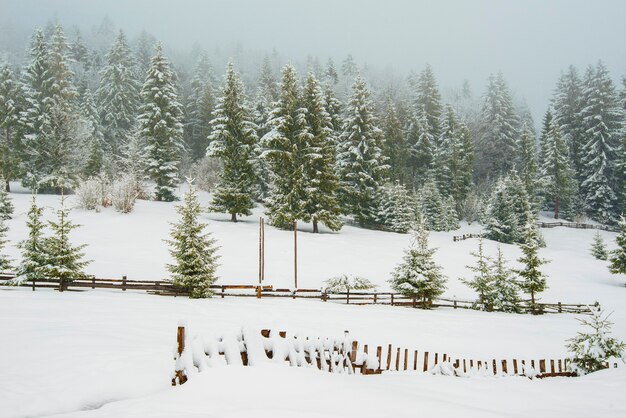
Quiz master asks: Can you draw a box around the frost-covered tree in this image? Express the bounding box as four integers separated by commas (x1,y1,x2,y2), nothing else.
207,63,257,222
44,196,91,291
609,216,626,277
567,302,625,375
590,231,608,261
376,182,416,233
476,72,520,179
15,197,47,283
389,220,447,307
0,217,12,272
138,43,184,201
515,223,549,312
460,239,494,310
578,62,623,223
341,54,358,79
324,274,375,293
301,72,342,232
417,178,446,231
381,103,408,183
134,30,156,77
406,105,434,184
0,62,24,191
485,171,533,244
413,64,442,140
490,246,520,313
166,182,220,298
517,124,539,199
325,58,339,86
337,76,388,226
0,186,14,220
540,118,578,220
78,82,105,178
97,30,140,156
323,82,343,134
184,53,215,161
261,65,310,229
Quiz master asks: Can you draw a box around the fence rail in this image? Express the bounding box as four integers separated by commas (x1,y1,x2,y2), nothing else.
535,221,619,233
0,275,592,315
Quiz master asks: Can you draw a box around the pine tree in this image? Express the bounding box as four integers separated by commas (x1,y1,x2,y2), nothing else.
325,58,339,85
567,302,625,375
0,217,12,272
515,223,549,312
540,118,578,220
381,103,408,184
97,30,140,156
44,195,91,291
490,246,521,313
0,186,14,220
138,43,184,201
460,239,495,310
301,72,342,232
414,64,442,140
590,231,608,261
79,82,105,177
389,220,447,307
261,65,310,229
0,62,24,191
341,54,358,79
442,195,460,230
134,30,156,77
323,82,343,134
184,53,215,161
518,124,539,199
418,178,446,231
477,72,520,179
406,105,434,184
376,182,416,233
207,63,258,222
166,182,220,298
578,62,623,223
15,196,47,283
337,76,388,226
609,216,626,277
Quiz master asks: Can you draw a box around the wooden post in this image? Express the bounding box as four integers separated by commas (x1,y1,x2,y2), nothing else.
539,359,546,373
350,341,358,363
492,359,497,375
395,347,400,370
404,349,408,370
221,285,225,298
470,359,474,369
373,292,377,304
32,277,35,291
423,352,429,372
513,359,519,375
391,293,394,306
293,220,298,290
558,302,562,313
463,359,467,374
442,353,447,362
550,359,555,373
122,275,127,291
454,300,457,309
413,350,418,370
91,276,95,289
434,353,438,365
531,359,535,371
558,359,562,373
386,344,392,370
346,287,350,305
501,360,508,374
172,326,187,386
376,346,382,370
412,298,416,308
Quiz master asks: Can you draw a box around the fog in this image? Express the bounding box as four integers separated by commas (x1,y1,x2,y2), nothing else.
1,0,625,119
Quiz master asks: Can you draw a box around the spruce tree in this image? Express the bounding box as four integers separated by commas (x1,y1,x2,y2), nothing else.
567,302,625,375
79,82,105,177
0,217,12,272
590,231,608,261
376,182,416,233
578,62,623,223
184,53,215,161
389,220,447,307
485,170,533,244
207,63,258,222
261,65,310,229
337,76,388,226
381,103,408,184
609,216,626,277
491,246,521,313
166,182,220,298
138,43,184,201
97,30,140,156
301,72,342,232
325,58,339,85
517,124,539,199
460,239,495,310
418,178,447,231
0,62,24,191
0,186,14,220
44,196,91,291
15,196,47,283
406,105,434,184
515,223,549,313
540,118,578,220
414,64,442,140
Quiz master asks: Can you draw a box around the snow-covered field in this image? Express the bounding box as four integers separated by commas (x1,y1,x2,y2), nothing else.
1,184,625,417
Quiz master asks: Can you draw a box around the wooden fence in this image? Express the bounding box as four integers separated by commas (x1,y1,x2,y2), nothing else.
536,221,619,233
0,275,592,315
452,233,484,242
172,325,622,384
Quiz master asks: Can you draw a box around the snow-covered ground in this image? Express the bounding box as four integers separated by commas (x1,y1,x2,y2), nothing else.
1,184,625,417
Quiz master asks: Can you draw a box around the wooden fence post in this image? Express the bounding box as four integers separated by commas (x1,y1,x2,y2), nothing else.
32,277,35,291
395,347,400,370
550,359,555,374
391,293,394,306
386,344,392,370
404,349,408,370
376,346,382,370
501,360,508,374
413,350,418,371
373,292,377,304
171,326,187,386
423,352,429,372
558,302,562,313
513,359,518,375
221,285,225,298
539,359,546,373
122,275,127,291
492,359,497,375
346,288,350,305
434,353,438,365
92,275,95,289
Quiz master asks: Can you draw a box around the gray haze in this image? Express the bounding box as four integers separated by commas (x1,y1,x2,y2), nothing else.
1,0,625,120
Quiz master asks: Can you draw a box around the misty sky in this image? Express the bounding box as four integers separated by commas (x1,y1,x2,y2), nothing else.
1,0,625,120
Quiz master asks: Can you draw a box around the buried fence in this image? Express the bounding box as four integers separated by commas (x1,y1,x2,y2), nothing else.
171,325,623,385
453,221,618,241
0,275,593,315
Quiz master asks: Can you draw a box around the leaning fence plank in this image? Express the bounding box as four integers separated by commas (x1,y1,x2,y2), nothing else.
386,344,392,370
423,352,429,372
413,350,418,371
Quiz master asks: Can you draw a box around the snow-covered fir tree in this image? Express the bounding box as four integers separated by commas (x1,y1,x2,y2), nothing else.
15,196,47,283
609,216,626,277
517,124,539,199
166,181,220,298
376,182,416,233
325,58,339,86
337,75,388,226
44,195,91,291
515,222,549,312
301,72,342,232
324,274,375,293
381,102,408,184
590,231,608,260
418,178,447,231
0,186,14,220
261,65,310,229
0,62,24,191
134,30,156,77
485,170,534,243
566,302,625,375
578,62,623,223
78,82,105,177
138,43,184,201
0,216,12,272
476,72,520,179
97,30,140,157
460,239,495,311
413,64,442,140
389,219,447,308
322,82,343,134
184,53,215,161
406,105,434,184
540,118,578,220
207,63,258,222
490,246,521,313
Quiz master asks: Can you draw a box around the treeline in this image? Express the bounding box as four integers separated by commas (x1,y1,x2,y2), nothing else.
0,22,624,237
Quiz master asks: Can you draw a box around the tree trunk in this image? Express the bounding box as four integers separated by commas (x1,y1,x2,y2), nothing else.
313,218,318,233
554,193,559,220
231,212,237,222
